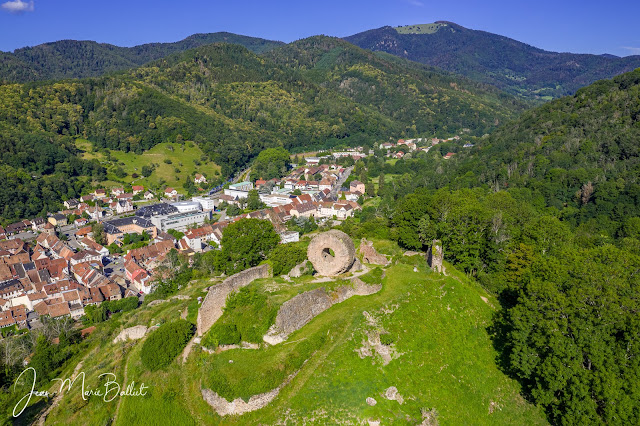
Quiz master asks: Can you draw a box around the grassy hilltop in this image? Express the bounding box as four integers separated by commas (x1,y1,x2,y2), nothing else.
35,239,546,425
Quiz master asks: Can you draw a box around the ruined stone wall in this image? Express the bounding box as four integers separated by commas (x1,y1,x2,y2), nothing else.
264,277,381,344
112,325,148,343
274,288,333,337
197,264,272,336
359,238,390,265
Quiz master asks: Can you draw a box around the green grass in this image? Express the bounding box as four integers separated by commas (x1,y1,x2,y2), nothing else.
117,339,196,426
76,139,221,193
193,259,547,424
373,173,399,191
395,23,447,34
41,279,211,425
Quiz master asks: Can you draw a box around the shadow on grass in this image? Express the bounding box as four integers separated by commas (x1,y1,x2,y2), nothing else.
12,397,51,426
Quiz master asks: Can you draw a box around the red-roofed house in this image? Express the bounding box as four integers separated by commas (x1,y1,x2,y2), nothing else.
164,187,178,198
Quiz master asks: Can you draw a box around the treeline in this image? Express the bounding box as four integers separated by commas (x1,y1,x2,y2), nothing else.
0,34,284,83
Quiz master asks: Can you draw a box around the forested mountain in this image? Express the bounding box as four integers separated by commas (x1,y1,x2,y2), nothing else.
0,32,284,82
345,22,640,100
456,68,640,240
0,38,521,223
349,68,640,424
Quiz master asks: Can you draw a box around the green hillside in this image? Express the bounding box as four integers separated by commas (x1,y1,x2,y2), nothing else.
76,140,221,193
0,39,522,223
26,243,546,425
345,69,640,424
0,33,284,83
448,68,640,240
345,22,640,100
265,36,525,136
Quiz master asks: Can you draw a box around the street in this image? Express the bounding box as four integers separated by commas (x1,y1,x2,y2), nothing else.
330,166,354,199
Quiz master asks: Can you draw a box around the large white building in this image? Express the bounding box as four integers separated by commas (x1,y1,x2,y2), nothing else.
150,210,212,232
260,193,293,207
192,196,216,210
171,201,202,213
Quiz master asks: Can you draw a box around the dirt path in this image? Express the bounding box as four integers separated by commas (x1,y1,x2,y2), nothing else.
112,347,132,424
310,264,371,283
37,357,86,425
181,336,198,363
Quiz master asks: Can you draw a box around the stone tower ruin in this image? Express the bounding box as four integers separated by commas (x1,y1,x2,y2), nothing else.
428,239,444,273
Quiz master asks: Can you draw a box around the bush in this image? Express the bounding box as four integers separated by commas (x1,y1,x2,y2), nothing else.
205,323,241,347
380,333,394,346
267,243,307,276
141,320,194,371
107,296,139,313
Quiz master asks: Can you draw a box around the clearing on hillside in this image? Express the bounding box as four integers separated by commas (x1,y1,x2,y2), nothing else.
75,139,221,192
395,23,448,34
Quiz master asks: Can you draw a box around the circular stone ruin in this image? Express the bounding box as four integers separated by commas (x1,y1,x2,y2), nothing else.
307,230,356,276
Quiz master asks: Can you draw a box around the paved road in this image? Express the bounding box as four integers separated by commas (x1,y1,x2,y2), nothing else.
217,209,228,223
330,166,354,199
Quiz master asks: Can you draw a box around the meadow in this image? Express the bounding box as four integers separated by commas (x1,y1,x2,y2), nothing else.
76,139,221,193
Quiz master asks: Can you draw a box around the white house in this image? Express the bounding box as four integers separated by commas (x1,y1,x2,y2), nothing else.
164,187,178,198
116,199,134,214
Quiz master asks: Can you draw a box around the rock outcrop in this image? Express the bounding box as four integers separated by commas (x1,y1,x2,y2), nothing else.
359,238,390,265
383,386,404,404
307,230,356,276
112,325,148,343
197,264,272,336
288,261,308,278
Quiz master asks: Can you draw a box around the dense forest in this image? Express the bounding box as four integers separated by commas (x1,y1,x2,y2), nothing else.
0,39,522,223
345,22,640,100
345,68,640,424
0,33,284,83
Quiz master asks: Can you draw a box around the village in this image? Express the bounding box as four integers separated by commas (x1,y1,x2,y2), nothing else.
0,137,467,332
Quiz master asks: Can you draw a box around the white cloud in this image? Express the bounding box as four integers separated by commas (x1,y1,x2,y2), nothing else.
1,0,34,13
407,0,424,5
621,46,640,55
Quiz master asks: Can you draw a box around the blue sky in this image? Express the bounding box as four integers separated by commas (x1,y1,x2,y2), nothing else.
1,0,639,56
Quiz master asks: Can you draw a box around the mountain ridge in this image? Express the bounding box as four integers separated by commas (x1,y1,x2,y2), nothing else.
344,22,640,100
0,32,285,82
